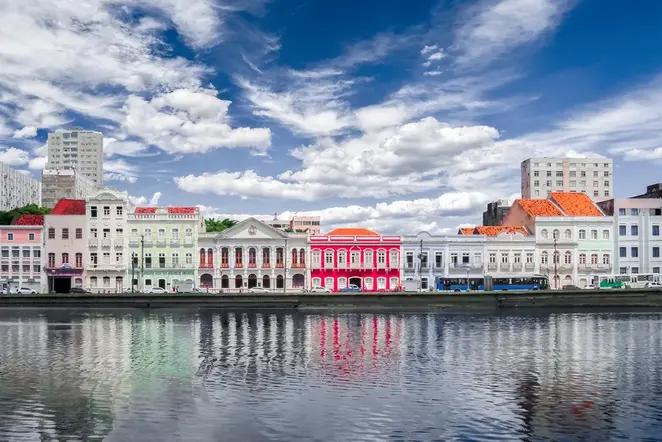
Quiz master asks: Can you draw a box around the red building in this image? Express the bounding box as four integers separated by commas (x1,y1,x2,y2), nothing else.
309,228,401,292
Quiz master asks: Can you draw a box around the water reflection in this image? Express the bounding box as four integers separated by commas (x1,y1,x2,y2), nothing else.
0,309,661,440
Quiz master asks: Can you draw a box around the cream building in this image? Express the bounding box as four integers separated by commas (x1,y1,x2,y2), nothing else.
198,218,308,291
46,128,104,187
86,189,129,293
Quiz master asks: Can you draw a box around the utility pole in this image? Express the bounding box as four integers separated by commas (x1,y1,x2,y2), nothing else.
140,234,144,292
131,252,135,293
283,237,288,294
553,237,558,289
417,239,423,292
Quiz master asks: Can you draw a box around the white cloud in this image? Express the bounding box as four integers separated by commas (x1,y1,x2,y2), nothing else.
454,0,573,65
122,88,271,154
12,126,37,139
103,138,150,157
28,156,48,171
104,159,140,183
421,44,438,55
128,192,162,206
0,147,29,166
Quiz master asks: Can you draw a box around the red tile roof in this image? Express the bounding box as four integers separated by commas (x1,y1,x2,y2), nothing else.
458,227,475,235
460,226,529,236
550,192,603,216
167,207,197,214
11,214,45,226
515,199,563,217
51,199,86,215
135,207,157,214
327,227,380,236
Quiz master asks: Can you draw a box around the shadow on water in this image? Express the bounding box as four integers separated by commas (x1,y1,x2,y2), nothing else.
0,308,661,440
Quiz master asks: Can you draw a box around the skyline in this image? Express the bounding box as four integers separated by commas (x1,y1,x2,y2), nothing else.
1,0,662,233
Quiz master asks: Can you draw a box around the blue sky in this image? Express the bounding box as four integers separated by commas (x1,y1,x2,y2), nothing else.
1,0,662,233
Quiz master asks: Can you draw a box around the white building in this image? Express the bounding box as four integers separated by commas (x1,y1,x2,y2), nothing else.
521,157,613,201
198,218,308,291
503,192,614,288
0,162,41,211
266,215,321,235
403,227,536,291
41,169,96,209
46,128,103,187
86,189,130,293
598,198,662,275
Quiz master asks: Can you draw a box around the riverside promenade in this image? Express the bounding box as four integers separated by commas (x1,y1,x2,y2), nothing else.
2,289,662,310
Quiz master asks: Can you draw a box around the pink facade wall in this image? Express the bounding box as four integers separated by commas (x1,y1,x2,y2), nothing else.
309,235,401,292
0,228,42,242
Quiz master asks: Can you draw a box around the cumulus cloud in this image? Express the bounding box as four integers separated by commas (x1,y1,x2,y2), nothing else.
128,192,162,206
28,156,48,171
0,147,29,166
12,126,37,139
122,88,271,154
104,159,140,183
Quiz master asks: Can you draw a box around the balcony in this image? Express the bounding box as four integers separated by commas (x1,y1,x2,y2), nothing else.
183,237,194,246
511,263,523,272
156,239,166,247
499,263,511,272
88,238,98,248
129,238,139,247
101,239,111,248
170,239,180,247
143,238,153,247
525,263,535,271
487,263,498,271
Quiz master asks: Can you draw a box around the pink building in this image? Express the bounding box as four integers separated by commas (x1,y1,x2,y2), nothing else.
309,228,401,292
0,215,45,292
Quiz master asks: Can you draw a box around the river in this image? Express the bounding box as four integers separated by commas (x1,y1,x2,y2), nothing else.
0,308,661,440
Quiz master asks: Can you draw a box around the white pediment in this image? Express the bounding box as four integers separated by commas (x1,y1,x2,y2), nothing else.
220,217,287,240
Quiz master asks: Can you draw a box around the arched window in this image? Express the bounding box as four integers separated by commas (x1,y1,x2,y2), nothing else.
299,249,305,266
221,248,229,267
579,229,586,239
564,229,572,240
221,275,229,289
291,248,298,265
312,277,321,287
262,247,270,266
564,251,572,264
553,251,560,264
337,250,347,268
602,254,610,265
364,250,373,268
377,250,386,268
552,229,560,240
364,278,373,290
591,254,598,264
312,250,321,268
325,250,334,268
263,275,270,288
541,251,548,264
276,274,284,289
235,274,243,288
235,247,243,266
276,248,284,267
207,248,213,267
389,250,399,267
579,253,586,264
541,229,548,239
199,248,206,267
248,248,256,267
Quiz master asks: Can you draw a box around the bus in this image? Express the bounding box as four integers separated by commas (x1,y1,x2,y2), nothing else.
595,273,660,289
436,275,549,292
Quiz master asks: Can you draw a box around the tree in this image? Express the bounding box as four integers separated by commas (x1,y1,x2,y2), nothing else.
0,204,51,225
205,218,237,232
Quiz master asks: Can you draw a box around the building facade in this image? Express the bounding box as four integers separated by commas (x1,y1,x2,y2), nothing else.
503,192,614,288
86,189,129,293
482,200,511,226
521,157,613,201
266,215,321,235
198,217,308,291
44,199,87,292
310,228,401,292
41,169,96,209
0,215,45,292
0,162,41,211
46,128,104,187
598,198,662,275
128,206,204,292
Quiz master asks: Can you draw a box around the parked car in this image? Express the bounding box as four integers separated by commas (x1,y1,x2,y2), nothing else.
340,284,361,293
16,287,37,295
562,285,581,290
70,287,91,294
645,282,662,289
145,286,167,294
248,287,270,293
309,286,332,293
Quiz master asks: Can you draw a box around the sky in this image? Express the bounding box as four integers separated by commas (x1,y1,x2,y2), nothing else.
1,0,662,234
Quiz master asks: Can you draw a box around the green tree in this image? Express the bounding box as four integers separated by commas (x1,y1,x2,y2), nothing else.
0,204,51,225
205,218,237,232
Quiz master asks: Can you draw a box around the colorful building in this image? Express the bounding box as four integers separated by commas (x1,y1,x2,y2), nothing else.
309,228,401,292
44,199,87,292
198,217,308,291
128,206,204,292
0,214,45,293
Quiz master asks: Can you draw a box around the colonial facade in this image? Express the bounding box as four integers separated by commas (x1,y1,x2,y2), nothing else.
86,189,129,293
0,215,45,292
44,199,87,292
309,228,401,292
198,217,308,291
403,227,536,291
503,192,614,288
128,206,204,292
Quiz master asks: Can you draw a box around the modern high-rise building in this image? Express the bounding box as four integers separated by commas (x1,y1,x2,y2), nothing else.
46,128,103,187
521,157,613,201
0,162,41,211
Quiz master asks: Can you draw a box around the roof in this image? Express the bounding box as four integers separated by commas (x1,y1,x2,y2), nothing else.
515,199,563,217
550,192,603,216
135,207,157,214
51,199,86,215
327,227,379,236
460,226,528,236
11,214,44,226
167,207,197,214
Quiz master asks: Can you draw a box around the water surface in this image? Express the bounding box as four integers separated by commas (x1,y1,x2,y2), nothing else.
1,308,661,440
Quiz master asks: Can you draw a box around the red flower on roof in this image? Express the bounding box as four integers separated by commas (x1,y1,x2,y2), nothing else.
327,227,380,236
550,192,603,216
167,207,196,214
51,199,86,215
135,207,157,214
11,214,44,226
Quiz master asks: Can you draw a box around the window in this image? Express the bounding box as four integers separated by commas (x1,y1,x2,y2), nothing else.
556,171,563,177
337,277,347,289
48,253,55,267
116,206,123,216
654,225,661,236
556,180,563,187
325,250,334,267
654,267,661,274
632,267,639,274
103,206,110,216
619,225,626,236
62,253,69,264
631,225,639,236
602,230,609,240
390,250,399,267
619,208,626,215
579,230,586,240
604,191,610,197
579,253,586,264
378,250,387,267
364,250,373,268
631,208,640,215
653,247,661,258
312,251,321,268
172,253,179,267
564,229,572,240
337,250,347,267
589,254,598,265
378,277,387,290
604,181,609,187
619,247,627,258
546,171,552,177
534,180,540,186
185,253,192,265
75,228,82,239
526,253,534,264
602,254,610,265
144,253,151,268
75,253,82,267
462,253,470,264
90,276,98,287
116,252,123,263
103,228,110,238
569,171,576,178
541,252,548,265
91,206,97,217
553,252,560,264
541,229,548,239
435,252,443,268
552,229,559,240
364,278,373,290
324,277,334,289
22,249,29,258
590,230,598,240
62,228,69,239
594,191,599,197
533,170,539,177
7,233,13,241
631,247,639,258
28,233,35,241
619,267,627,274
564,252,572,264
172,228,179,240
159,253,166,268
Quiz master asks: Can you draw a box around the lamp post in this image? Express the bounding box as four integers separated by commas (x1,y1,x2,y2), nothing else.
553,236,559,289
131,252,136,293
283,237,288,294
140,234,144,292
417,239,423,292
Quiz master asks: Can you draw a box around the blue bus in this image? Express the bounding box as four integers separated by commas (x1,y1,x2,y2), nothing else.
436,275,549,292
